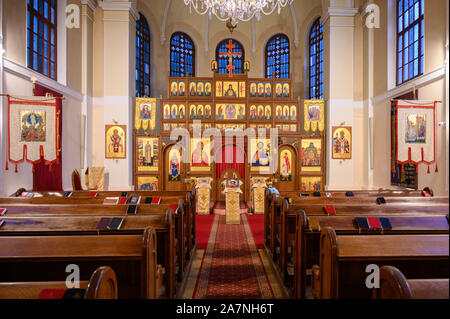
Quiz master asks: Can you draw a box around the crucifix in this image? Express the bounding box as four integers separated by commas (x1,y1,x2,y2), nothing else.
219,40,242,78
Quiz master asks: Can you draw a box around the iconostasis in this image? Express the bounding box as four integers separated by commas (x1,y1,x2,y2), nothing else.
134,71,326,201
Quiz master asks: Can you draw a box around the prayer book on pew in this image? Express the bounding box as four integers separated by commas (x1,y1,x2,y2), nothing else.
325,192,332,197
121,192,128,197
376,197,386,204
0,220,4,228
300,193,310,197
63,289,86,299
345,191,354,197
126,205,137,215
354,217,370,230
323,205,336,215
0,208,7,216
96,217,112,230
144,197,153,204
118,197,128,205
33,192,43,197
313,191,321,197
63,191,73,198
103,197,119,205
107,217,124,230
308,217,321,231
126,195,141,205
89,191,98,198
38,289,67,299
366,217,382,230
151,197,161,205
379,218,392,230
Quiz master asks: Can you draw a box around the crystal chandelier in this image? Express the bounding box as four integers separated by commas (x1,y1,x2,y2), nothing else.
184,0,293,26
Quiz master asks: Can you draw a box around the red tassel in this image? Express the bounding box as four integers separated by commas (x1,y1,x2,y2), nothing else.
15,164,18,173
427,165,430,174
435,164,438,173
32,165,35,173
415,165,418,173
5,160,8,171
49,164,52,172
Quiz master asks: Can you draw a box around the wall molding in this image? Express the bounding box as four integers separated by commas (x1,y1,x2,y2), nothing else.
289,3,299,48
98,0,139,21
3,57,84,101
321,7,358,25
161,0,172,45
81,0,97,12
371,65,446,105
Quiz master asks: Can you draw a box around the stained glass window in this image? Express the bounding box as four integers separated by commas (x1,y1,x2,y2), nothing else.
136,14,151,97
397,0,424,85
309,18,323,99
215,39,245,74
27,0,57,79
170,32,195,77
265,33,290,79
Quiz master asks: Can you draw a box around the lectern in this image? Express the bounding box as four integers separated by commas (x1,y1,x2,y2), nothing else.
222,178,242,224
251,177,267,214
196,177,212,215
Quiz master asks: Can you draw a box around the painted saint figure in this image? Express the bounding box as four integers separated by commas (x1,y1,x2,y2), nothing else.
224,84,237,97
252,141,270,167
169,150,180,181
280,152,291,181
191,141,209,166
109,129,123,153
333,130,350,154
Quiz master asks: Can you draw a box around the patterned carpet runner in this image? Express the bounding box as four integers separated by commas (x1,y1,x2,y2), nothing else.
193,215,274,299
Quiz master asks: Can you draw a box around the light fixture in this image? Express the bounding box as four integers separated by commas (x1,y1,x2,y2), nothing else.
184,0,293,26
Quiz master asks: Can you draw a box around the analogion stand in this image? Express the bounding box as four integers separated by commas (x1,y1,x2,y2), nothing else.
251,177,267,214
195,177,212,215
222,178,243,224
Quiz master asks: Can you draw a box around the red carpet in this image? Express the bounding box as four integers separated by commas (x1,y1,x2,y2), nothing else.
193,215,274,299
196,214,215,249
245,214,264,249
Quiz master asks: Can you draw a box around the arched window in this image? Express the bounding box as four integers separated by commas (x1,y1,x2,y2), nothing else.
308,18,323,99
215,39,245,75
170,32,195,77
27,0,57,79
265,33,290,79
397,0,424,85
136,13,151,97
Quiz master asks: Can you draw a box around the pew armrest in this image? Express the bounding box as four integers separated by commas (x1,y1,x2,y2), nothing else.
311,265,321,299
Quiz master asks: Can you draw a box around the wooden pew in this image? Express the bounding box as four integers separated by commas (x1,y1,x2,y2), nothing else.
318,228,449,299
5,188,197,261
0,266,118,299
267,198,448,263
293,212,449,299
1,192,197,267
374,265,449,299
0,201,189,281
0,211,177,299
265,193,448,261
0,228,159,299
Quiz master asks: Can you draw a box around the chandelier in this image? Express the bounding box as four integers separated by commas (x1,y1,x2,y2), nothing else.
184,0,293,26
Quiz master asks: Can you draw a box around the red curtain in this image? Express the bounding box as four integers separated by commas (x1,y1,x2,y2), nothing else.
215,139,245,179
32,84,63,191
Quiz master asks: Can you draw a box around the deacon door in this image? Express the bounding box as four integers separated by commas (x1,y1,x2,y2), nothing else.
276,145,297,191
164,144,184,191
